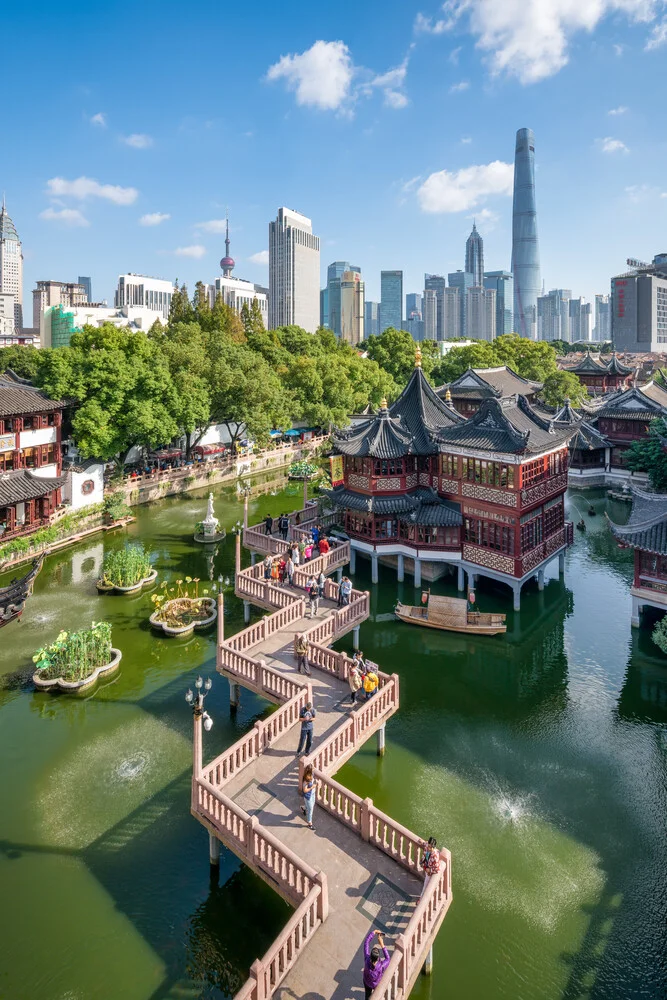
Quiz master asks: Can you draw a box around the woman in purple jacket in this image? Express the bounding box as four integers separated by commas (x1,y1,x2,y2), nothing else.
363,929,390,998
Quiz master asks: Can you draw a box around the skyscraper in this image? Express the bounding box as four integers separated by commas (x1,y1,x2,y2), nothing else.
0,198,23,331
424,274,446,340
380,270,403,331
364,301,380,338
340,270,365,346
465,223,484,287
466,287,496,341
484,271,513,336
326,261,360,336
77,276,92,302
443,288,461,340
537,289,571,341
569,297,592,342
406,292,422,319
594,294,611,342
422,289,438,341
268,207,320,332
511,127,541,339
448,270,473,338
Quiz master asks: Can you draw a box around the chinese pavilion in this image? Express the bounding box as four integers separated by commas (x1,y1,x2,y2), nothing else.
0,372,66,540
608,487,667,627
437,366,543,416
565,352,634,395
592,381,667,471
549,398,611,486
324,354,574,609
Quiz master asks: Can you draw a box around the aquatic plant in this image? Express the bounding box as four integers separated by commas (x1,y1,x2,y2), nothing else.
100,544,153,588
288,460,319,479
651,615,667,655
33,621,113,681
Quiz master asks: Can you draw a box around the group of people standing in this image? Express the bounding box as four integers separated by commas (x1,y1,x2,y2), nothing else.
347,650,379,703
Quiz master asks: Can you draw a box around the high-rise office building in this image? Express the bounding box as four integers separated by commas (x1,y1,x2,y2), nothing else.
320,287,328,329
484,271,513,336
569,297,593,342
594,294,611,342
115,274,174,320
448,271,473,338
0,198,23,331
443,288,461,340
423,289,438,341
339,270,365,346
537,288,571,341
268,207,320,332
466,287,496,341
380,270,403,331
364,301,380,338
406,292,422,320
33,280,89,331
465,223,485,287
612,255,667,351
424,274,446,340
511,127,541,339
326,261,361,337
77,276,92,302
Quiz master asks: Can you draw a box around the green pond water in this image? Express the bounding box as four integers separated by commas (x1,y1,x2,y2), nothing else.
0,477,665,1000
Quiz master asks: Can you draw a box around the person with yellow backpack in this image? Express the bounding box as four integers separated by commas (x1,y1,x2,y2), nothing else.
362,665,379,700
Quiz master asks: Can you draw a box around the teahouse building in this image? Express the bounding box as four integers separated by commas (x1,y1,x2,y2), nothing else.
592,381,667,472
608,487,667,627
436,366,543,416
565,352,634,395
325,352,574,608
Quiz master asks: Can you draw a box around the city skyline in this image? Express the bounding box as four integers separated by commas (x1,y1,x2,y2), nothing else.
4,0,667,314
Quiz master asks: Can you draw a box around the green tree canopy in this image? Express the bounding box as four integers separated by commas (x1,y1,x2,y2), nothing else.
625,418,667,491
540,370,588,408
0,344,43,380
431,341,499,384
363,328,438,385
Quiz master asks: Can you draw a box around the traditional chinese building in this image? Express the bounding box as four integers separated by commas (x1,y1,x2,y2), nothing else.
0,372,66,540
325,355,574,608
548,398,612,486
592,381,667,472
436,366,543,416
565,351,634,395
608,488,667,627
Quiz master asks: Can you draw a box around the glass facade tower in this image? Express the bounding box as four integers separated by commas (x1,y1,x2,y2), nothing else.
380,270,403,331
465,223,484,287
511,128,541,339
484,271,514,336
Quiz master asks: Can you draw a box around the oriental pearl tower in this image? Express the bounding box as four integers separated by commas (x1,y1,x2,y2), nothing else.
220,212,235,277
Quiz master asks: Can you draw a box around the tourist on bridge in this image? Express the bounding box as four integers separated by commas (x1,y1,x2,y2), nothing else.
362,929,390,999
339,576,352,607
318,535,330,555
352,650,366,675
263,554,272,582
294,633,310,675
307,576,319,617
264,514,274,536
279,513,290,540
300,763,317,829
304,538,314,561
296,701,316,755
363,666,379,700
291,542,300,567
271,559,281,585
348,663,362,705
419,837,442,897
312,524,320,545
317,570,326,599
285,555,295,587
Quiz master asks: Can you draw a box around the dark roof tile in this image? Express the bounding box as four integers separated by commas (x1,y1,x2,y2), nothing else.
0,469,66,506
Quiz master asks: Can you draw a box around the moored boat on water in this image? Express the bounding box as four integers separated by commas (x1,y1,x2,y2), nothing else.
395,590,507,636
0,554,45,627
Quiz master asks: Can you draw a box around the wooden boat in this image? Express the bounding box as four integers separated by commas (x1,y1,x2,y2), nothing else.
0,553,44,627
395,591,507,636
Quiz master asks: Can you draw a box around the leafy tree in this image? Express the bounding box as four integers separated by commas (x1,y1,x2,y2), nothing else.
540,370,588,408
37,324,180,465
160,322,211,455
0,345,43,380
492,334,558,382
169,282,195,324
240,298,266,340
363,328,437,385
651,615,667,655
207,339,290,448
625,418,667,491
431,341,499,385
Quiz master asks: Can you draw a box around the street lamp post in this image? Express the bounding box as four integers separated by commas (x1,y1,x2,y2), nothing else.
186,676,219,865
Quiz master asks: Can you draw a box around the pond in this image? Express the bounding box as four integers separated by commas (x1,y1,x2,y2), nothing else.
0,479,665,1000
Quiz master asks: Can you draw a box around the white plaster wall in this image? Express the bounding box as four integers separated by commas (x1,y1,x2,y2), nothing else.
19,427,57,447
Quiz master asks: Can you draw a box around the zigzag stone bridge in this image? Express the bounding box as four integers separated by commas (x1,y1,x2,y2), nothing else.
190,501,452,999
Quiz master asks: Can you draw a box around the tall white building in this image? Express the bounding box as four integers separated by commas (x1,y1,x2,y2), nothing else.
0,198,23,331
33,280,88,330
537,289,571,341
569,297,593,342
339,270,365,346
114,274,174,320
423,289,438,341
0,293,15,338
443,287,460,340
268,207,320,332
466,287,496,341
594,294,611,342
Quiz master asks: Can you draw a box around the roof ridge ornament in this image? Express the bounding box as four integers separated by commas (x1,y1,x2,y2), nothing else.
415,346,422,368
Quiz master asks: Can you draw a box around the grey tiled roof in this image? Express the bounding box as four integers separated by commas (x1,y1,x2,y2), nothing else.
608,487,667,554
566,352,607,374
0,469,66,506
438,365,542,403
0,376,64,417
333,411,414,458
606,353,633,375
569,423,610,451
322,485,462,525
594,383,667,421
433,395,574,455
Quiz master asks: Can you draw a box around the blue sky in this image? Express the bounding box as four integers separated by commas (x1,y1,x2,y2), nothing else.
6,0,667,312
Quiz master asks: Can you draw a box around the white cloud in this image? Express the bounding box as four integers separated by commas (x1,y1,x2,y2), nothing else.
414,11,453,34
449,80,469,93
197,219,228,233
266,40,353,111
608,105,628,115
384,90,409,108
470,207,500,230
369,57,410,108
461,135,473,143
600,136,630,153
40,207,90,227
449,45,463,63
625,184,667,202
417,160,514,213
173,245,206,258
139,212,170,226
249,250,269,266
90,112,107,127
46,176,138,205
402,175,423,193
646,17,667,47
438,0,661,84
122,133,153,149
613,42,625,54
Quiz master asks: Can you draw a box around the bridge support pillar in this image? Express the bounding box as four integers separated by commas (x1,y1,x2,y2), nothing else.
250,551,256,566
209,832,220,866
512,582,521,612
336,567,343,583
229,681,240,708
457,565,465,591
243,600,250,623
377,722,386,756
631,596,641,628
349,547,356,573
397,554,404,582
414,558,422,588
352,625,360,649
537,568,545,591
371,552,379,584
422,945,433,976
558,551,565,576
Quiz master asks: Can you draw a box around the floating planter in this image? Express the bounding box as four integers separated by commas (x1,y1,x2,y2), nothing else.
194,492,226,544
150,580,216,636
96,543,157,594
32,621,122,694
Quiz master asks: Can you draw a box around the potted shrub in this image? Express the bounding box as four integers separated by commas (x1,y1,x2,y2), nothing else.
149,577,217,637
103,492,132,525
33,621,122,693
97,543,157,594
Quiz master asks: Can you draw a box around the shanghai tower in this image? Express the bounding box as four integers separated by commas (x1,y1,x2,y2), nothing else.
511,128,540,339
